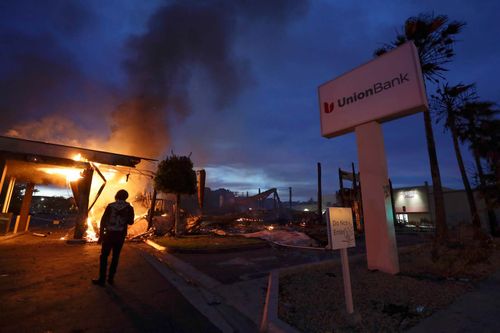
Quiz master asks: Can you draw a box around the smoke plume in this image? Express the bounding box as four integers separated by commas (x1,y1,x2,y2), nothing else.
1,0,308,158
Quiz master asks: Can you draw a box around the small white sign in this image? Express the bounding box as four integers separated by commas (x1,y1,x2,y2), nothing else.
318,42,428,138
328,207,355,249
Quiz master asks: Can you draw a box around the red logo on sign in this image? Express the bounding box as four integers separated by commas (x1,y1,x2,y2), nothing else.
324,102,334,113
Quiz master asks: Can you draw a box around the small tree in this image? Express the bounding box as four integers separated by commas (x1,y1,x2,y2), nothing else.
154,154,196,236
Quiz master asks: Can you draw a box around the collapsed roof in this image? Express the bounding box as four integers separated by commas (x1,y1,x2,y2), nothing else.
0,135,155,168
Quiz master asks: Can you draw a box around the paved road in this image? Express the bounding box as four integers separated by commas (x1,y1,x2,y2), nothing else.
0,230,220,333
174,231,430,284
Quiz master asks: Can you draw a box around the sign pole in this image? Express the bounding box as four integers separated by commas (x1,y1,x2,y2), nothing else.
328,207,356,314
340,248,353,314
355,121,399,274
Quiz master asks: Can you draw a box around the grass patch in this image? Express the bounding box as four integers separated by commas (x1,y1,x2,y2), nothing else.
154,234,267,251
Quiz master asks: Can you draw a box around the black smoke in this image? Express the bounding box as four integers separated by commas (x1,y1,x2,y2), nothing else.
1,0,309,157
123,0,308,115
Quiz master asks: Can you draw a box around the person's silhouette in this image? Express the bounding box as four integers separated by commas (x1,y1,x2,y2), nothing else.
92,189,134,286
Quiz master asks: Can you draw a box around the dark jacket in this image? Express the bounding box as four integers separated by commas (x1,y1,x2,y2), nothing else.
99,200,134,240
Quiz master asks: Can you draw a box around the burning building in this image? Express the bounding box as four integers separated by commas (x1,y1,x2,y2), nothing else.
0,135,156,239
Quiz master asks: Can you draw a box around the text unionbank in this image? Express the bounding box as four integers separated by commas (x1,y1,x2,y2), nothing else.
323,72,410,114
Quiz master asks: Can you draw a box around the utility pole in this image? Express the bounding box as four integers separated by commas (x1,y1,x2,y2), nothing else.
289,187,292,209
317,162,322,223
258,188,261,208
388,179,396,227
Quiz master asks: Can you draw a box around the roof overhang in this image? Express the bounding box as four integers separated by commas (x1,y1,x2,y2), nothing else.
0,135,156,167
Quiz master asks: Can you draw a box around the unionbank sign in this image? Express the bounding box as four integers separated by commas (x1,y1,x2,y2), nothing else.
318,42,428,138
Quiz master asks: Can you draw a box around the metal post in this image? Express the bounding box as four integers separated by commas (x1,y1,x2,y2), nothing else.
317,162,322,223
0,159,7,198
2,177,15,213
258,188,261,208
273,192,277,211
389,179,396,227
17,182,35,232
424,181,432,225
147,188,157,230
351,163,357,193
73,167,94,239
340,248,354,314
339,168,343,190
338,168,344,206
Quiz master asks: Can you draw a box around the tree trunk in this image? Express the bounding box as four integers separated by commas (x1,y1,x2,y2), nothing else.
473,149,498,236
175,193,181,237
450,123,481,229
423,109,448,241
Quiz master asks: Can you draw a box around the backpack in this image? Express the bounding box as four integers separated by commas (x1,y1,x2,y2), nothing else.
107,203,130,231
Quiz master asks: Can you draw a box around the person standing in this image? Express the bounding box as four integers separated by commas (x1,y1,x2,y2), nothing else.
92,189,134,286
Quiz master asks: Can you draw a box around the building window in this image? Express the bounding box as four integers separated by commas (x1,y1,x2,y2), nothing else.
396,213,408,224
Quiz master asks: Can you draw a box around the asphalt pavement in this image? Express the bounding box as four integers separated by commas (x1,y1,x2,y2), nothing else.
3,228,496,332
0,230,220,333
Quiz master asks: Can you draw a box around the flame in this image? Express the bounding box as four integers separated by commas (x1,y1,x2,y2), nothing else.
72,153,88,162
38,167,83,182
85,210,99,242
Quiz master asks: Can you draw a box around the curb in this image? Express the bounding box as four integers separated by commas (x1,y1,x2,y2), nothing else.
259,251,366,333
0,231,26,242
140,250,235,333
144,238,269,254
260,270,301,333
139,244,257,332
270,241,328,251
160,241,270,254
259,243,424,332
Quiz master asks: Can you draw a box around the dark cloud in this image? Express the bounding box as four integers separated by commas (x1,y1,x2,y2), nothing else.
0,0,98,133
0,32,79,128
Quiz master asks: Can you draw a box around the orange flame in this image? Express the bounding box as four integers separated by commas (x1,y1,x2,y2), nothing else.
38,167,83,182
85,213,99,242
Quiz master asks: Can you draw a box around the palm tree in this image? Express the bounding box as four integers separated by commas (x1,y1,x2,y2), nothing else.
374,13,465,241
459,102,499,235
474,119,500,210
432,83,481,229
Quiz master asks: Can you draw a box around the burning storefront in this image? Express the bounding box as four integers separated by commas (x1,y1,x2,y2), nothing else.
0,135,156,240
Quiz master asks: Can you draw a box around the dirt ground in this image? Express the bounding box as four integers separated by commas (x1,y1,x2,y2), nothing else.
0,230,220,333
278,240,500,333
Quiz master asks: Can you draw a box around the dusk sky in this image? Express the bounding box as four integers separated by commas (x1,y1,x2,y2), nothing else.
1,0,499,201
